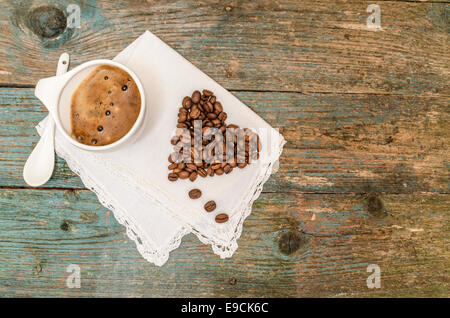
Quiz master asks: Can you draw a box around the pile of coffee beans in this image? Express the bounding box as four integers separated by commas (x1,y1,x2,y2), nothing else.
187,189,229,223
168,89,261,182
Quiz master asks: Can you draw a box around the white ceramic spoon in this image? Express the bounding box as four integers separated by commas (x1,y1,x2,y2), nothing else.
23,53,69,187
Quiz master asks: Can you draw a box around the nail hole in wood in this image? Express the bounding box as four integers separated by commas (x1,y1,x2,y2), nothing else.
60,220,70,231
229,277,237,285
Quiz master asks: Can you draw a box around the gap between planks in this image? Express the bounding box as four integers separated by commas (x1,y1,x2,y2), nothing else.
0,186,448,195
0,84,447,98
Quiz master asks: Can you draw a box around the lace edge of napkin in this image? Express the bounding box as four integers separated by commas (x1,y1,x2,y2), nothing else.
36,120,192,267
193,134,287,258
89,132,287,259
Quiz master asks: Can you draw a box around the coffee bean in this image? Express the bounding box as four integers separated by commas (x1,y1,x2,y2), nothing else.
186,163,197,171
204,102,213,112
204,200,216,212
189,171,198,182
170,136,179,145
182,96,192,109
168,163,178,170
218,112,227,121
224,164,232,174
214,102,223,112
215,213,229,223
168,173,178,181
215,168,224,175
198,168,207,177
190,106,200,119
189,188,202,199
178,171,190,179
203,89,213,96
192,91,201,103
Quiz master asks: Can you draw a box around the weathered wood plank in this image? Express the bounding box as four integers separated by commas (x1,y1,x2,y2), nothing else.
0,0,448,94
1,88,448,193
0,189,448,297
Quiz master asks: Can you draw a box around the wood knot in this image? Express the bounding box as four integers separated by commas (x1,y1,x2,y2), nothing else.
64,189,80,202
27,6,66,38
385,136,393,144
367,194,386,217
278,230,306,255
228,277,237,285
60,220,70,231
34,263,43,275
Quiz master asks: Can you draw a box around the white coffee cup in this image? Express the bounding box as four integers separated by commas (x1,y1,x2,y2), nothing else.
35,59,146,151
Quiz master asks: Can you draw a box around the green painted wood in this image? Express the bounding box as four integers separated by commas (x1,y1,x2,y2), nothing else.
0,88,448,193
0,0,448,298
0,189,448,297
0,0,448,94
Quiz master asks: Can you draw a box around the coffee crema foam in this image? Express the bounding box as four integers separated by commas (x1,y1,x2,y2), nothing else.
70,65,141,146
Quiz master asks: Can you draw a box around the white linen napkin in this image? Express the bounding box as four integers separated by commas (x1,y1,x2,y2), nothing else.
36,31,285,265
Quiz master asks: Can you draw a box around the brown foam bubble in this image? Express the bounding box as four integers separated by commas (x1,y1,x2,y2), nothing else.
70,65,141,146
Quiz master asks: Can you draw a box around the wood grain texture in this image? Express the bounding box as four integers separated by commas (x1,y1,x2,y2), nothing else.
0,189,448,297
1,88,448,193
0,0,448,298
0,0,448,94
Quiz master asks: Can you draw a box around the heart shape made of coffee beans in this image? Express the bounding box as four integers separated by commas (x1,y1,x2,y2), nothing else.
168,89,261,182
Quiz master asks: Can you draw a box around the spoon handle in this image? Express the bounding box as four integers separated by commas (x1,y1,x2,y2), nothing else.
23,53,70,187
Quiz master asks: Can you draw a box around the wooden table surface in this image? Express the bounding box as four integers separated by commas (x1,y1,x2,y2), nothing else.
0,0,448,297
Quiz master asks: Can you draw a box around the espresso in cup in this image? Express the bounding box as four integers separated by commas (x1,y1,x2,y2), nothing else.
70,65,141,146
